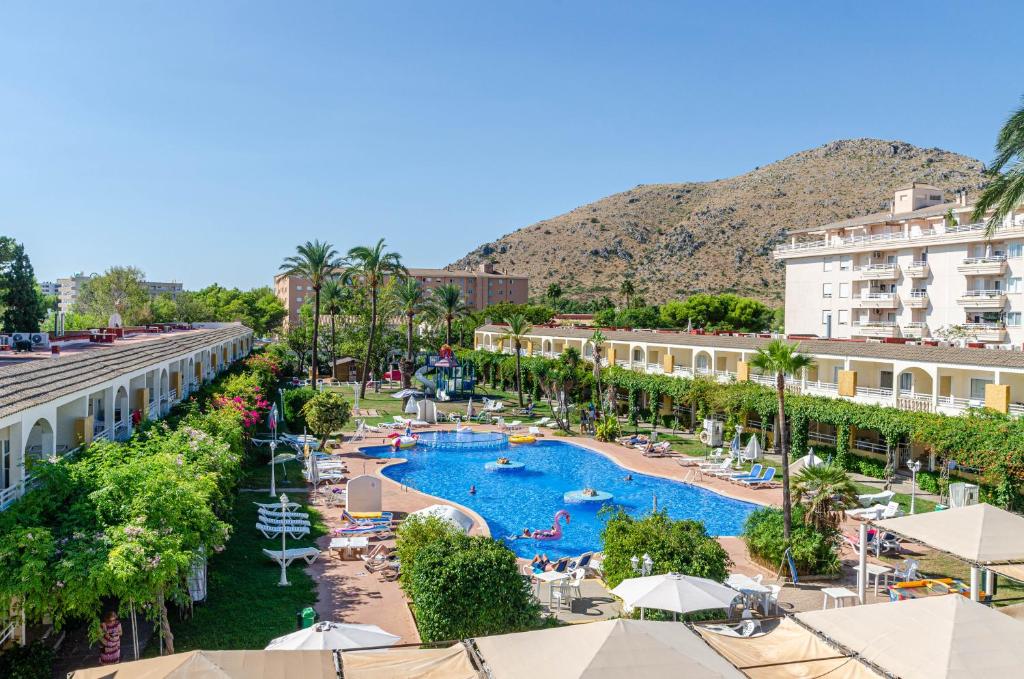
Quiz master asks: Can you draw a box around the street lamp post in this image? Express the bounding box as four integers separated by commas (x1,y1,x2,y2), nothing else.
278,493,290,587
630,554,654,619
907,460,922,514
269,441,278,497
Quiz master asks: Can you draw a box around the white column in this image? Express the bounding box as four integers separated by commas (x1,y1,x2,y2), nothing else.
932,369,940,410
801,367,807,389
857,523,867,604
985,569,995,601
970,565,980,602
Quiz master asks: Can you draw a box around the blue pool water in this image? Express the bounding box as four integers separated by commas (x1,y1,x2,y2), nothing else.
362,434,757,559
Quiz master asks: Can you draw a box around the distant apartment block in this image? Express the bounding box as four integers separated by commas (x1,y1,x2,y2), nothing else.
274,263,529,326
775,183,1024,346
57,273,183,313
38,281,60,296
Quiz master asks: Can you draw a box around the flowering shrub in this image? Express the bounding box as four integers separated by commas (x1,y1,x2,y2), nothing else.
214,371,271,430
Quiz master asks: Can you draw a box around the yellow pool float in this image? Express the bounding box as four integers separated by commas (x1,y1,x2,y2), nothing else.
509,434,536,444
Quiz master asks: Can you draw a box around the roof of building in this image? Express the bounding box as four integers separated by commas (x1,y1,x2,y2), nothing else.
896,182,942,191
406,268,527,279
0,325,250,419
786,200,965,235
476,324,1024,370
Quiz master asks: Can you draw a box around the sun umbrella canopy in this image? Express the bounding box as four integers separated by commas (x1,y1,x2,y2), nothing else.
796,595,1024,679
70,650,337,679
743,435,762,461
474,619,744,678
876,503,1024,564
409,504,474,533
266,621,400,651
392,388,423,399
611,573,740,615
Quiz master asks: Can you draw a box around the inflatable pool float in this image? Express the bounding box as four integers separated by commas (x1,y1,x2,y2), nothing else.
509,434,536,444
530,510,570,541
392,435,418,450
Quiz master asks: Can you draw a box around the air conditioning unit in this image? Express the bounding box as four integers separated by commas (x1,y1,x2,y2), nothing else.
29,332,50,349
11,332,28,343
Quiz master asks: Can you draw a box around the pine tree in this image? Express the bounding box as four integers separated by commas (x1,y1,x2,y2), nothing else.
0,238,44,333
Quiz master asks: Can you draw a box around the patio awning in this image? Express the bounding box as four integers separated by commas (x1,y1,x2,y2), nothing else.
795,595,1024,679
875,503,1024,564
341,645,479,679
69,650,337,679
697,619,881,679
474,619,744,678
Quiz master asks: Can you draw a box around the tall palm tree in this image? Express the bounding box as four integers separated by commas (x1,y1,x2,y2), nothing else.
432,282,468,346
280,240,342,382
749,339,815,542
619,278,635,308
973,99,1024,236
500,313,533,407
546,282,563,306
320,277,346,380
343,239,407,397
394,278,427,389
590,330,606,414
793,465,859,533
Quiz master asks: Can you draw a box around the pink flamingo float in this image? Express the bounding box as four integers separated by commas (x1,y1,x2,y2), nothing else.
532,510,570,541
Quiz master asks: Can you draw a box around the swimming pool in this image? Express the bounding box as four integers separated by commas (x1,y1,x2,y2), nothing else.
362,434,757,559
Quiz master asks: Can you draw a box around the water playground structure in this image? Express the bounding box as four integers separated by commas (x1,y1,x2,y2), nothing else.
413,344,476,400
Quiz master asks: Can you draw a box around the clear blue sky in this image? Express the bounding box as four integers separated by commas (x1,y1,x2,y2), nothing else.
2,1,1022,290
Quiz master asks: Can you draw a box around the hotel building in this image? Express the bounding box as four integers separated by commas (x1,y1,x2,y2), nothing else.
57,273,184,313
274,263,528,327
774,183,1024,346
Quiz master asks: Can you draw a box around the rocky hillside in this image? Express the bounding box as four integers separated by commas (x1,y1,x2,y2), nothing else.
450,139,987,304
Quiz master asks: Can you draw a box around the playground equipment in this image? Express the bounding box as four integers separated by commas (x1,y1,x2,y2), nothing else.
413,345,476,398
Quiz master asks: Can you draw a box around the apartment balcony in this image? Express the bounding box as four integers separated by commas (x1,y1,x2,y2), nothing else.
964,323,1008,342
855,263,899,280
957,256,1007,275
957,290,1007,309
904,261,930,278
904,291,929,309
773,221,1024,259
901,322,928,338
851,321,901,338
852,292,899,308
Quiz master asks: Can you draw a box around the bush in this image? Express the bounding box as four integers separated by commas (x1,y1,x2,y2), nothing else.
282,387,316,431
301,391,351,446
742,506,841,576
916,470,941,494
594,415,621,442
398,516,540,642
599,509,730,589
0,641,55,679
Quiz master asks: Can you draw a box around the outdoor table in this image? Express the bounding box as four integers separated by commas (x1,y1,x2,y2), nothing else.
853,563,894,596
533,570,570,605
329,537,368,560
821,586,859,609
726,573,772,613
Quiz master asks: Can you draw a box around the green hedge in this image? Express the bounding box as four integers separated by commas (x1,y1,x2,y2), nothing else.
742,506,841,576
282,386,316,431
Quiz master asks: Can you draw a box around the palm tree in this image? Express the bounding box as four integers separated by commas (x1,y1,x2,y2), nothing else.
590,330,606,415
500,313,533,407
973,99,1024,236
793,465,859,533
749,339,815,542
394,278,427,389
320,277,346,380
619,278,636,308
343,239,407,397
432,282,468,346
280,240,342,382
546,282,563,306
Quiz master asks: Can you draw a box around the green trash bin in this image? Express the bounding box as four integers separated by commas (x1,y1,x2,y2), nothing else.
301,607,318,629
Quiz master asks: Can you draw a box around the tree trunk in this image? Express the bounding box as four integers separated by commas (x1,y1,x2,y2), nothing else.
330,314,337,381
514,342,524,407
311,288,321,382
402,313,414,389
777,372,792,543
158,590,174,655
359,287,378,398
593,349,603,417
445,315,452,346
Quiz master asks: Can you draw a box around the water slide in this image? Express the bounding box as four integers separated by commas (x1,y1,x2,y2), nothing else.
414,364,438,396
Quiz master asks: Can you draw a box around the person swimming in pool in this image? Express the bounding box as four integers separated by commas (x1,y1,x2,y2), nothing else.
624,474,633,482
469,485,476,495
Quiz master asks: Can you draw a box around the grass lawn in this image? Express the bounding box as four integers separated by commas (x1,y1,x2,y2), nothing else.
168,492,327,651
872,548,1024,605
241,456,306,490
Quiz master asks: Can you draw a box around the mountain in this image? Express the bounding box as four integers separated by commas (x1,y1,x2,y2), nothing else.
449,139,987,304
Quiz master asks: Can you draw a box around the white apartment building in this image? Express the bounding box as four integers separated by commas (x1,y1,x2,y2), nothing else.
58,273,184,313
38,281,60,296
775,183,1024,346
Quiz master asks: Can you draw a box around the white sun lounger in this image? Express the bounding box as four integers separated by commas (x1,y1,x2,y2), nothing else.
845,500,903,521
258,508,310,521
253,501,302,512
856,490,896,508
262,547,320,567
256,523,310,539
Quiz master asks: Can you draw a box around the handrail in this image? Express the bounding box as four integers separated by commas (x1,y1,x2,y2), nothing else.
775,221,1024,255
960,289,1005,297
962,256,1007,264
858,292,896,300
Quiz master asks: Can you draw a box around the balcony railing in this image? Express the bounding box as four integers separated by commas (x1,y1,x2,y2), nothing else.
957,290,1007,308
855,263,899,278
776,221,1024,256
646,362,662,373
961,256,1007,265
904,261,929,277
857,386,894,399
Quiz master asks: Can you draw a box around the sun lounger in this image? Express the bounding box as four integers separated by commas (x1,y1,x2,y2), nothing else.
262,547,320,567
720,464,763,482
334,523,392,537
856,490,896,508
738,467,777,488
845,501,903,521
256,523,310,539
533,417,553,427
698,459,732,474
258,508,311,521
253,501,302,512
342,510,393,524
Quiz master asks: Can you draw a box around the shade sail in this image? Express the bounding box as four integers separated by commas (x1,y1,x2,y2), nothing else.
341,645,478,679
875,503,1024,564
997,602,1024,622
410,504,474,533
698,619,881,679
70,650,337,679
611,573,739,615
474,619,745,679
266,621,400,651
796,595,1024,679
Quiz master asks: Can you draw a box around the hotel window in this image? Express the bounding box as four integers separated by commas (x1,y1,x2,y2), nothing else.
838,309,849,325
1009,242,1023,258
821,310,832,325
295,296,303,303
296,285,303,291
1007,312,1022,327
838,255,851,271
822,283,833,298
899,372,913,392
839,282,850,298
1009,277,1023,293
970,378,992,401
823,257,833,272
